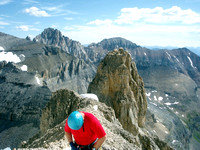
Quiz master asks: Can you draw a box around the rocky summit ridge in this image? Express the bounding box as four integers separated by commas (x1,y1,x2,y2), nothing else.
22,49,172,150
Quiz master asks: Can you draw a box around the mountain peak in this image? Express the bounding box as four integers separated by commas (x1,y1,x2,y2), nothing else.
43,28,61,34
33,27,70,49
35,28,64,42
101,37,132,42
33,28,90,63
97,37,138,50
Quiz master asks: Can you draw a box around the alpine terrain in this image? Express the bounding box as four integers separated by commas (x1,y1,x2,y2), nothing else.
0,28,199,150
21,48,172,150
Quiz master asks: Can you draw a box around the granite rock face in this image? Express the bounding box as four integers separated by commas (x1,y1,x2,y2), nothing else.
88,48,147,135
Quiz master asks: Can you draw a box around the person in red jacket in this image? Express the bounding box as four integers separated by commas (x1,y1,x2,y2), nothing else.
65,111,106,150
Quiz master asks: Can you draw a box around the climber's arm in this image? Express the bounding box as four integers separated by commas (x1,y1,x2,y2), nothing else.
93,135,106,149
65,132,73,143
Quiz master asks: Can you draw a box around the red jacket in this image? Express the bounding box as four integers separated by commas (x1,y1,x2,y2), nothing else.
65,112,106,145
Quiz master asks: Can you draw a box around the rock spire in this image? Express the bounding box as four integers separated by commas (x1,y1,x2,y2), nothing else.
88,48,147,135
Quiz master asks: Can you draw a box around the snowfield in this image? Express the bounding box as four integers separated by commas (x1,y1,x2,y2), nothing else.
21,65,28,71
80,94,99,101
0,51,21,63
0,46,23,63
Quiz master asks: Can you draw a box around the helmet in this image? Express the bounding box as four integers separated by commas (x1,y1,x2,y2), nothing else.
67,111,84,130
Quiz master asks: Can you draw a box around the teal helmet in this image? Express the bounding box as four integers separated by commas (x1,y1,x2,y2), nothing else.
67,111,84,130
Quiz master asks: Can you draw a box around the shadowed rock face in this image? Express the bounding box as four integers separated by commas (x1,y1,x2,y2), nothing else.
88,48,147,135
0,31,96,94
0,62,52,149
0,31,96,149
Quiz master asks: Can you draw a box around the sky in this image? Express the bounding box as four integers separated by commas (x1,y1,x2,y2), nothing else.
0,0,200,47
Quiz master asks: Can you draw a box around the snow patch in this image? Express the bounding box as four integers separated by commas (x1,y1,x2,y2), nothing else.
166,52,171,60
165,94,169,97
20,65,28,71
165,103,172,106
152,90,157,93
172,140,179,144
3,148,11,150
187,56,196,69
0,46,4,50
165,131,169,134
144,52,147,56
165,102,179,106
35,76,41,85
154,96,157,101
150,102,158,106
158,96,163,101
173,55,180,63
0,51,21,63
93,105,98,111
146,92,151,97
80,94,99,101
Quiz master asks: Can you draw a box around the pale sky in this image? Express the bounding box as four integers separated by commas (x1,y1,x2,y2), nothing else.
0,0,200,47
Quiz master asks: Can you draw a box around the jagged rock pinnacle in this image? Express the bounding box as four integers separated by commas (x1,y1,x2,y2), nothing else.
88,48,147,135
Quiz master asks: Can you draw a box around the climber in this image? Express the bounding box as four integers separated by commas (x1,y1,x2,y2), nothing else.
65,111,106,150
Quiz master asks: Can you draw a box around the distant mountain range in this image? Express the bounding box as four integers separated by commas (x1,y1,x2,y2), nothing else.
146,45,200,56
0,28,200,149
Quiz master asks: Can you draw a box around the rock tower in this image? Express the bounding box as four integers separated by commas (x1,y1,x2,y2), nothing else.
88,48,147,135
